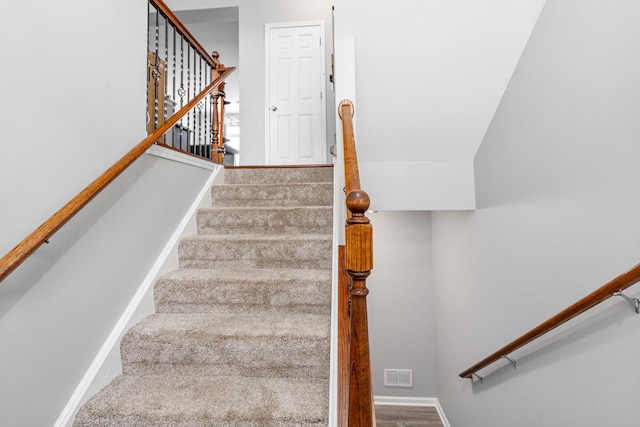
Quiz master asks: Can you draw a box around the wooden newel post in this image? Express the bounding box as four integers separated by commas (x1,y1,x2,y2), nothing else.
211,93,220,162
210,51,224,163
346,189,374,427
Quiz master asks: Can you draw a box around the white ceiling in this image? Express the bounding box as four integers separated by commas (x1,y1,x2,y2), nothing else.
173,7,238,25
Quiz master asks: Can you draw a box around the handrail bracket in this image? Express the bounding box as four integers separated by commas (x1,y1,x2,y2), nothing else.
501,355,517,369
612,291,640,314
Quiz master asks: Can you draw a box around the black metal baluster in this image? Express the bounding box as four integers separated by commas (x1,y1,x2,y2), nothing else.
171,25,177,149
153,7,160,133
186,45,192,153
197,56,203,157
204,64,211,159
193,48,199,156
187,44,197,153
146,3,150,132
178,35,185,150
162,14,169,145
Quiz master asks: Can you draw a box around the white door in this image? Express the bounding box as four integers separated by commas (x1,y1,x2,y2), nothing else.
266,22,326,165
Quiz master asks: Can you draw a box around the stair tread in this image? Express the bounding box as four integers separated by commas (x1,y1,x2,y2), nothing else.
181,233,332,242
155,269,331,315
199,205,332,211
197,206,332,234
74,374,329,426
158,267,331,282
212,182,332,207
121,312,330,378
214,182,332,188
126,312,330,340
178,234,332,270
223,166,333,185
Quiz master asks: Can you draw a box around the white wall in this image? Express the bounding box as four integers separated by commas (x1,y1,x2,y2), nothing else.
432,0,640,425
368,211,436,398
0,0,147,257
359,161,476,211
172,9,240,112
166,0,335,165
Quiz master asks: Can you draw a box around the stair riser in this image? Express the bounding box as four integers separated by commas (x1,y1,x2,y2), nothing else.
212,183,333,207
121,338,330,379
224,167,333,185
155,282,331,315
179,237,332,270
197,207,333,235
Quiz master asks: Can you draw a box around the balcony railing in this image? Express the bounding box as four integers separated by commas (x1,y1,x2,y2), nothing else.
148,0,231,162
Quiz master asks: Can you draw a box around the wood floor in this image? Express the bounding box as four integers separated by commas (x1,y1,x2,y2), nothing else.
375,405,445,427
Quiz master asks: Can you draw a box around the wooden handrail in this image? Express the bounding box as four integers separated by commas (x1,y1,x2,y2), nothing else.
0,67,234,284
338,99,375,427
339,100,361,196
150,0,217,70
459,262,640,379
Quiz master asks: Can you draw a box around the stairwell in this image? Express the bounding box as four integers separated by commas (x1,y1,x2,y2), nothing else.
74,165,334,426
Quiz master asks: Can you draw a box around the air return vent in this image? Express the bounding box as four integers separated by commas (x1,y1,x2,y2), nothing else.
384,369,413,387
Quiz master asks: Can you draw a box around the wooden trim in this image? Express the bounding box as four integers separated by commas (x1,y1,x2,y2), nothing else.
459,261,640,379
0,67,234,283
149,0,217,69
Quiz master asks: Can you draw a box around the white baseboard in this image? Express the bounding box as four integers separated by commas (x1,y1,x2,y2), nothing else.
53,164,221,427
374,396,452,427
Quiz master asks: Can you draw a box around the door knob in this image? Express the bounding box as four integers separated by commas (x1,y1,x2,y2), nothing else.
271,106,278,111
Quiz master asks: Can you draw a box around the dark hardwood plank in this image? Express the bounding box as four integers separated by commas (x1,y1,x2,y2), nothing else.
375,405,444,427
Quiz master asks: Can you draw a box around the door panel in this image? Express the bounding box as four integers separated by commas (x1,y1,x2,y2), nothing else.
277,115,291,158
268,24,325,165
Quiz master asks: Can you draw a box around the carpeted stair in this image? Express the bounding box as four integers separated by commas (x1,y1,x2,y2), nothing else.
74,165,334,426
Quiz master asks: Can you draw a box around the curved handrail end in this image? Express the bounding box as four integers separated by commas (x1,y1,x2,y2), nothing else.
338,99,354,119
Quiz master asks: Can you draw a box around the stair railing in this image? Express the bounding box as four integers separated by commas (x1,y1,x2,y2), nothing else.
148,0,232,162
0,1,235,284
0,66,234,284
459,262,640,381
338,99,375,427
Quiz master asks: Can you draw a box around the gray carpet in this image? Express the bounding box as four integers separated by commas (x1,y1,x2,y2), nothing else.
74,166,334,426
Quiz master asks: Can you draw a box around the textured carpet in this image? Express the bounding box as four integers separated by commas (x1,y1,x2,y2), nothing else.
74,166,334,426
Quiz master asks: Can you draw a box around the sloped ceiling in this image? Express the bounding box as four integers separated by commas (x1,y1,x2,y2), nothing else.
334,0,548,162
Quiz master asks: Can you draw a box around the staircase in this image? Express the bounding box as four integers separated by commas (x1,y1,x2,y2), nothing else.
74,165,334,426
